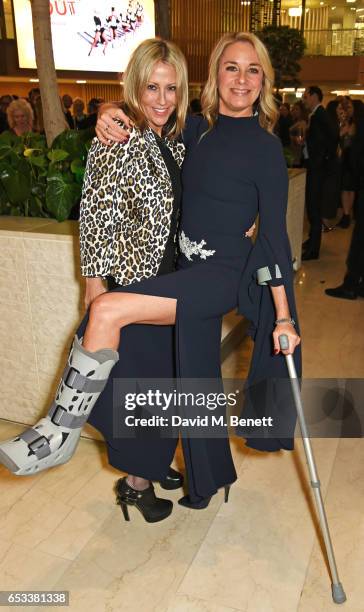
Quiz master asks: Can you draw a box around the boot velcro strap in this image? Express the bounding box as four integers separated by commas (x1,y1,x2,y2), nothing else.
63,365,108,393
49,403,89,429
19,429,51,460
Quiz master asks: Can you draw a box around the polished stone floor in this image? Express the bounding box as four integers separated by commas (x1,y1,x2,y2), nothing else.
0,225,363,611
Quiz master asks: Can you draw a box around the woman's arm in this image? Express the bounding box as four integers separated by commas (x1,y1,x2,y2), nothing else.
255,136,301,356
270,285,300,355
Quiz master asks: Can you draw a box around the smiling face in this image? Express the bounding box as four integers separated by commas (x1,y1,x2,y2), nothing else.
140,60,177,135
217,41,263,118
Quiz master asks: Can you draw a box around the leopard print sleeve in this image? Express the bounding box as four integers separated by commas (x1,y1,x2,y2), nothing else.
79,137,128,278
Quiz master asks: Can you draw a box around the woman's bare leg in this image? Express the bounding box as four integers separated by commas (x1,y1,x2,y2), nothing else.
83,292,177,352
83,292,177,489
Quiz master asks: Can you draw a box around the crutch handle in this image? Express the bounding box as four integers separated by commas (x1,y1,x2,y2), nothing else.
278,334,289,351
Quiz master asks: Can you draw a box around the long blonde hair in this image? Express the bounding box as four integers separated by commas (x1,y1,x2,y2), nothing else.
201,32,278,133
123,38,189,139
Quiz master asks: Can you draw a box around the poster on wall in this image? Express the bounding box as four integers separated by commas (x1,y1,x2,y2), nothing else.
13,0,155,72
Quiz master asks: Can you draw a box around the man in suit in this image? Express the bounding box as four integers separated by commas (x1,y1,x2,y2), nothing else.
325,147,364,300
302,86,338,260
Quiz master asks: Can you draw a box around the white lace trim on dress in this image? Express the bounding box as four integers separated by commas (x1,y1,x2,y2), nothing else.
178,230,216,261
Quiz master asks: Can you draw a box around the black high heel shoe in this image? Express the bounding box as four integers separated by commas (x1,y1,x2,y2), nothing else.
178,484,231,509
159,467,184,490
114,477,173,523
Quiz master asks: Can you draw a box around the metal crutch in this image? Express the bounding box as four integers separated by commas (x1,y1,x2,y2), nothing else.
279,334,347,605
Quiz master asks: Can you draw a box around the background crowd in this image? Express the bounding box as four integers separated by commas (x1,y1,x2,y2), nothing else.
0,90,105,136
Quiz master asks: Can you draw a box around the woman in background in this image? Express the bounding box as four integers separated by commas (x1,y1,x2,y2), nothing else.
289,101,307,168
6,99,34,136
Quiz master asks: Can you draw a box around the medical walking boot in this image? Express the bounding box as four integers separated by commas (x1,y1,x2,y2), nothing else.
0,335,118,476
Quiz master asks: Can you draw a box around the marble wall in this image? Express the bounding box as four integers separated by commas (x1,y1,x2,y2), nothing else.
0,218,87,430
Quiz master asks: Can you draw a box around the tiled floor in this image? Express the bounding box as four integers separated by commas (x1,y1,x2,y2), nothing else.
0,225,363,611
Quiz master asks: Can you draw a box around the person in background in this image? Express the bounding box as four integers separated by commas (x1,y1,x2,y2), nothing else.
27,88,41,132
325,136,364,300
335,97,364,229
62,94,74,129
189,98,202,115
277,102,293,148
77,98,102,130
0,95,13,133
28,87,40,109
107,7,119,46
289,101,307,167
6,98,34,136
73,97,87,129
302,86,338,260
89,11,108,56
33,95,45,134
320,99,341,231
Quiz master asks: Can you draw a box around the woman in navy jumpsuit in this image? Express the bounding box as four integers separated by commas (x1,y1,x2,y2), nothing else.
83,33,301,507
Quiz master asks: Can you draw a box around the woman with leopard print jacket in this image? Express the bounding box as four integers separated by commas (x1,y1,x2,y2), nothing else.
0,39,193,521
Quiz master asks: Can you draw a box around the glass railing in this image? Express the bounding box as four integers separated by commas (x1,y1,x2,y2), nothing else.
304,29,364,56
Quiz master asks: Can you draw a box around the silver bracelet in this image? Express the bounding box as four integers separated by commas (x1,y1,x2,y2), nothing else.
275,318,296,327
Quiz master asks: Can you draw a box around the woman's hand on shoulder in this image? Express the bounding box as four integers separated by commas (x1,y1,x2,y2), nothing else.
96,103,133,145
84,277,107,309
273,322,301,356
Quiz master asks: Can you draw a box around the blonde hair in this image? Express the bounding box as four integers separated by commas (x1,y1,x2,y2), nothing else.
201,32,278,133
123,38,189,139
7,98,34,131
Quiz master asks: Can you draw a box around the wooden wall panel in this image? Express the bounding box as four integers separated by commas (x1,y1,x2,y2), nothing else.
171,0,251,82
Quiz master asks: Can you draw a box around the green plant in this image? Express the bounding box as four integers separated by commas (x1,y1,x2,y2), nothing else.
0,128,94,221
257,26,306,90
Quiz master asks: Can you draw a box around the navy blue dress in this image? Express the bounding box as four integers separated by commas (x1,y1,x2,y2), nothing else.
79,114,302,502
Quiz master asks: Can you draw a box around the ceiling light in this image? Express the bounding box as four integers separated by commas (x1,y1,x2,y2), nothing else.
29,78,39,83
76,80,87,84
288,7,302,16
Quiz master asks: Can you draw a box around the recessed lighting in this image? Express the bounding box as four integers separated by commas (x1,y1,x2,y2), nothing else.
346,0,356,3
288,7,302,16
76,80,87,84
29,78,39,83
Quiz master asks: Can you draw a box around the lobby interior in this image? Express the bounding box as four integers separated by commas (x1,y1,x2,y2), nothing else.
0,1,363,610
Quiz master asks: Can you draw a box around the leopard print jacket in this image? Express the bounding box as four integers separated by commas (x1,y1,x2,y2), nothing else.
79,126,185,285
